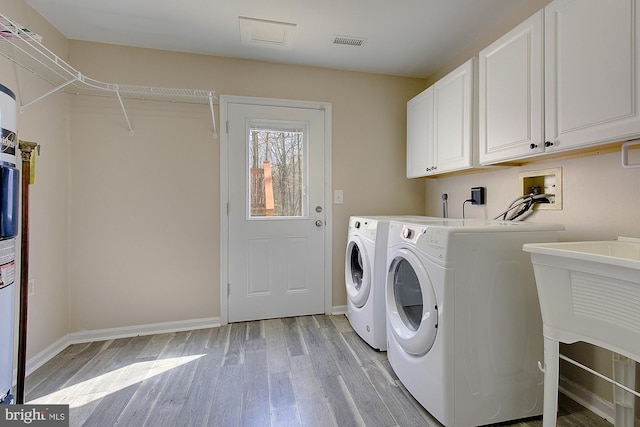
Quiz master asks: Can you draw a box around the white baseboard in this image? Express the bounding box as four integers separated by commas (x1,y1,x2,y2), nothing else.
68,316,221,345
24,335,71,377
19,316,221,380
332,305,347,315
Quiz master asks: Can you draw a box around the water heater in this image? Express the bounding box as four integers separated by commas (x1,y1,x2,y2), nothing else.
0,83,19,405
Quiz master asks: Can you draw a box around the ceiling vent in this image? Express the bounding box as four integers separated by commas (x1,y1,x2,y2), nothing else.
332,35,367,47
239,16,297,48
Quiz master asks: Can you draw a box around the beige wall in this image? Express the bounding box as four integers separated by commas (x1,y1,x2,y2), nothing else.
0,0,70,360
65,41,426,332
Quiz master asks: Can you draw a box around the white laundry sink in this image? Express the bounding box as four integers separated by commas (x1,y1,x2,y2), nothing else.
524,237,640,427
523,236,640,361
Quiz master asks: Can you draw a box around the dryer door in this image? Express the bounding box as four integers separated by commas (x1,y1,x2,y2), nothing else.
345,236,371,308
387,248,438,356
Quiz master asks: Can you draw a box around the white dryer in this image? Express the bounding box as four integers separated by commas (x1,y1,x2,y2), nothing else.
345,216,435,350
385,219,564,427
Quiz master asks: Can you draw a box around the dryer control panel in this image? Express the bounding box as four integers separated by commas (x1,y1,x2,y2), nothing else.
402,224,448,261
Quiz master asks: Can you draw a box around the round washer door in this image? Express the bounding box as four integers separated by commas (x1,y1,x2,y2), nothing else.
345,236,371,308
386,248,438,356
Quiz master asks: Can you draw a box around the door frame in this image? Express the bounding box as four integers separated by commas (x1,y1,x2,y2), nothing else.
219,95,332,325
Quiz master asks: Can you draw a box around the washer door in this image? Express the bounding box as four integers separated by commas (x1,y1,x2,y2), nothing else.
387,248,438,356
345,237,371,308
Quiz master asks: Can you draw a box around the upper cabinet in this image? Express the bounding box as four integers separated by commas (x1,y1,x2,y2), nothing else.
479,0,640,165
407,87,434,178
545,0,640,152
479,11,544,164
407,58,476,177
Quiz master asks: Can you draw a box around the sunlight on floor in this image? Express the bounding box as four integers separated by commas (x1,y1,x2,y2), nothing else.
29,354,205,408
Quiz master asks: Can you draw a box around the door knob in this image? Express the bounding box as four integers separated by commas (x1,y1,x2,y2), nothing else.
316,220,324,227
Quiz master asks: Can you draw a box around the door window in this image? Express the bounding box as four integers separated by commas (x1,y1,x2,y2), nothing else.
387,251,438,356
348,242,363,291
393,258,423,331
248,123,307,219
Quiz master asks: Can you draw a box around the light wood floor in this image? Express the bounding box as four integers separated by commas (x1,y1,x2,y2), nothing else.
24,315,612,427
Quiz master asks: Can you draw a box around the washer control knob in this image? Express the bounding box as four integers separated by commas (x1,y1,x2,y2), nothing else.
354,221,360,229
402,228,413,239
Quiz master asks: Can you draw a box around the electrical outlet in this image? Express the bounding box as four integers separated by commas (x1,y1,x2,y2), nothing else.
518,168,562,210
471,187,485,205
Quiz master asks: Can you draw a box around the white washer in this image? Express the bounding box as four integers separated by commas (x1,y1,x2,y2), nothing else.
385,219,564,427
345,216,436,350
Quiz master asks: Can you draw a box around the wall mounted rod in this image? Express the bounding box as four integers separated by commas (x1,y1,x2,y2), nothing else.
16,140,38,404
559,354,640,399
621,138,640,168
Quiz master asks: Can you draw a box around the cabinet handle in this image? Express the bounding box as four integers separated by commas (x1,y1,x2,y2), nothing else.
529,143,538,150
544,141,554,147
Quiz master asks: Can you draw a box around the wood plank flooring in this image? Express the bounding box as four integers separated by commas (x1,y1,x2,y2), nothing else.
24,315,612,427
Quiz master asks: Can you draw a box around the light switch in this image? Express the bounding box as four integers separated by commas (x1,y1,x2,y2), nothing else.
334,190,344,204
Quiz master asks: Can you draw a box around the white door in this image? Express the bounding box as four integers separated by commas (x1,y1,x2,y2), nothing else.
224,99,328,323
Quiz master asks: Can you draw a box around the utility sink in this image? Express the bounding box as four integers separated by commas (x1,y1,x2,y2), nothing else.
523,236,640,359
524,237,640,427
524,237,640,269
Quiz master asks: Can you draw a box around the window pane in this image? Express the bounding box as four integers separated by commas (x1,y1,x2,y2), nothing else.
248,124,306,218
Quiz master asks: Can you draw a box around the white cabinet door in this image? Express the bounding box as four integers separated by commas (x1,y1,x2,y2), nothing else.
406,87,435,178
545,0,640,152
479,10,544,164
433,58,476,174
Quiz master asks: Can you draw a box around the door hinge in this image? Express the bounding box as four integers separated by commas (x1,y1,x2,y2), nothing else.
227,283,231,296
226,202,229,216
226,120,228,134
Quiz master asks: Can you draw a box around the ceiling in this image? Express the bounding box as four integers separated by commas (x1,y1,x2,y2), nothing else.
25,0,531,79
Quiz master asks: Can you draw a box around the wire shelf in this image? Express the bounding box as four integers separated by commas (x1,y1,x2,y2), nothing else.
0,13,217,137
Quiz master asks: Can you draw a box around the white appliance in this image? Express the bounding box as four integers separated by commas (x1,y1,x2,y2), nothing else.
0,83,18,405
385,218,564,427
345,216,436,350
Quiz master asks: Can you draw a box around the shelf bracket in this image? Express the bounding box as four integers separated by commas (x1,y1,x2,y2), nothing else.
209,91,217,139
114,86,134,136
20,73,80,112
